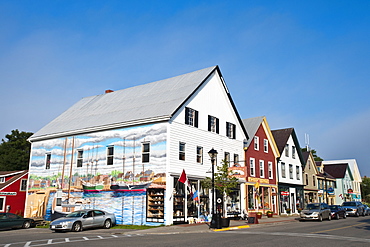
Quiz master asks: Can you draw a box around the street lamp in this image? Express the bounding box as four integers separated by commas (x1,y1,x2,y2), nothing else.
323,172,328,204
208,148,220,229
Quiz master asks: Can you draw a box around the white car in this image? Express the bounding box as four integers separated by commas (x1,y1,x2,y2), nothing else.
50,209,116,232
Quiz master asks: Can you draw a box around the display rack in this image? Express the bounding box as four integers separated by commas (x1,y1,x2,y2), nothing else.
146,188,164,223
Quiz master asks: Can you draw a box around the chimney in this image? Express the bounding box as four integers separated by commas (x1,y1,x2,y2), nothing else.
105,89,114,94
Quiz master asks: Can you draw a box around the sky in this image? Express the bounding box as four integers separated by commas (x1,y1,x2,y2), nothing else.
0,1,369,176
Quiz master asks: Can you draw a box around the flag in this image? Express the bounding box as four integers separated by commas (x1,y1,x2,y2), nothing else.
179,169,191,191
192,190,199,201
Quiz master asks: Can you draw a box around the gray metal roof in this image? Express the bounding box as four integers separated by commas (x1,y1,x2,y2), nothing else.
30,66,218,141
242,116,265,148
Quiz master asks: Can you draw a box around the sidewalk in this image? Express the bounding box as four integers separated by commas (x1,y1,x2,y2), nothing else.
124,215,298,235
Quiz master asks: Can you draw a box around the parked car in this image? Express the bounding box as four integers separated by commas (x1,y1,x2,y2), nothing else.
0,213,36,229
50,209,116,232
362,204,370,216
329,205,347,220
300,203,331,221
342,201,365,217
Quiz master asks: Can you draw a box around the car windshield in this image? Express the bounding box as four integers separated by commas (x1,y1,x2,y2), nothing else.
329,206,338,210
66,211,86,218
343,202,356,206
305,204,320,210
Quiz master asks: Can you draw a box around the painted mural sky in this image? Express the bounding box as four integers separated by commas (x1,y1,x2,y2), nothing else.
1,1,370,176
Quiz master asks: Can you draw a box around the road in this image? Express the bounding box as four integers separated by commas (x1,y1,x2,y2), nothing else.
1,216,369,247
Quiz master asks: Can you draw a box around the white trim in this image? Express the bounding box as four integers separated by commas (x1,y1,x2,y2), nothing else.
0,196,5,212
259,160,264,178
250,158,255,177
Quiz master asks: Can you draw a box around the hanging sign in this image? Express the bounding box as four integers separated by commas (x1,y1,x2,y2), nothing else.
0,192,16,196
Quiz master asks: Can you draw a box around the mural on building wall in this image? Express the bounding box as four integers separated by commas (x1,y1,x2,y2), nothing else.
26,123,167,225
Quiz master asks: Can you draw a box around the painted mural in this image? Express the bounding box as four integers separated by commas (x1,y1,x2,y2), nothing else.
26,123,167,225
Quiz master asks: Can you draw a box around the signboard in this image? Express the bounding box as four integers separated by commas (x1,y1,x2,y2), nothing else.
0,192,17,196
248,177,269,184
280,191,289,196
347,189,353,194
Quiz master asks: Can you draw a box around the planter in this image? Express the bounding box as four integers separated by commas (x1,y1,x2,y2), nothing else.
256,213,262,219
221,218,230,227
267,213,273,218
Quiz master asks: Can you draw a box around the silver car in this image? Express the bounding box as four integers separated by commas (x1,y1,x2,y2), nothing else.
300,203,331,222
50,209,116,232
342,201,365,217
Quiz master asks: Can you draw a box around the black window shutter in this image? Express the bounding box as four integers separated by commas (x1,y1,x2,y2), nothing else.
233,124,236,139
185,108,189,125
208,115,211,131
216,118,219,134
195,110,199,128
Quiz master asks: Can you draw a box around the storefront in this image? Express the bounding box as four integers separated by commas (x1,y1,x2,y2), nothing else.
246,178,278,214
279,184,304,214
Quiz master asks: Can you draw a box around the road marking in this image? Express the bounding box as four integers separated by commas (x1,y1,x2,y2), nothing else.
310,223,366,234
47,239,53,244
65,238,70,242
83,237,89,240
24,241,32,247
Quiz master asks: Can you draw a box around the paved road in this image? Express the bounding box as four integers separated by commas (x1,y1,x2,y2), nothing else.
1,216,369,247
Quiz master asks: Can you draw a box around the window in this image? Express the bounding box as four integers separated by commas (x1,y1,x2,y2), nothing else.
268,162,273,179
142,142,150,163
107,146,114,165
296,165,300,180
77,150,83,167
185,107,198,127
305,174,308,185
292,146,296,159
196,146,203,164
224,152,230,166
250,158,255,177
45,153,51,170
281,162,286,178
0,177,4,183
179,142,186,161
208,115,219,133
0,197,4,212
20,179,27,191
254,136,259,150
234,154,239,166
313,175,316,186
285,144,289,157
289,164,293,179
259,160,264,178
226,122,236,139
264,139,268,153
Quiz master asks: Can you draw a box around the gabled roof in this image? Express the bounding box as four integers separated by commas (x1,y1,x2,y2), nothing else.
30,66,247,141
323,164,353,180
242,116,279,158
0,170,28,190
271,127,304,165
323,159,362,183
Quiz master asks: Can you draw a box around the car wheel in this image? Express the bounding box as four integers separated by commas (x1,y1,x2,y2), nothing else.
22,221,31,229
355,211,360,217
343,213,347,219
72,222,82,232
335,214,340,220
318,215,323,222
103,219,112,229
328,214,331,221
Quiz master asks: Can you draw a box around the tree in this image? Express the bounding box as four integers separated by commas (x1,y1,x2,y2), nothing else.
361,177,370,204
0,129,33,171
301,148,323,161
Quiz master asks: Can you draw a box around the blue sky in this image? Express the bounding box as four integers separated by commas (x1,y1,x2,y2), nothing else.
1,1,369,176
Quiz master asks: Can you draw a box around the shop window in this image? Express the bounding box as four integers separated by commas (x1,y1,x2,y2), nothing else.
248,186,255,209
250,158,255,177
173,177,185,223
208,115,219,133
77,149,83,167
142,142,150,163
187,180,198,218
45,153,51,170
107,146,114,165
196,146,203,164
226,189,241,218
185,107,198,127
179,142,186,161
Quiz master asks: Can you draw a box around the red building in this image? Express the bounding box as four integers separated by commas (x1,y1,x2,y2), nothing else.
0,170,28,215
242,117,280,215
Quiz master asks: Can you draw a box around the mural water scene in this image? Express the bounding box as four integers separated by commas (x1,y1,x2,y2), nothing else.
26,123,167,226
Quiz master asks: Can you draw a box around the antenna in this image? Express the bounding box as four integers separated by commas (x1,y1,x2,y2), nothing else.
305,133,310,151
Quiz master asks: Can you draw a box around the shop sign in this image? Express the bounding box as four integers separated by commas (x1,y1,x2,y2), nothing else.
347,189,353,194
0,192,16,196
229,167,247,178
248,177,269,184
280,191,289,196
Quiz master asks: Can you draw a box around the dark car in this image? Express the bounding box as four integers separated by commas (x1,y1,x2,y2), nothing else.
300,203,331,221
329,205,347,220
342,201,365,217
0,213,35,229
50,209,116,232
363,204,370,216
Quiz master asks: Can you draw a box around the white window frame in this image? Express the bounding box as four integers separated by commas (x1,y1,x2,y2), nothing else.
20,179,28,191
264,139,268,153
285,144,289,157
185,107,198,127
45,153,51,170
254,136,259,150
77,149,83,167
268,162,273,179
289,164,293,179
196,146,203,164
107,146,114,165
142,142,150,163
281,162,286,178
250,158,255,177
0,197,5,212
179,142,186,161
0,177,4,183
226,122,236,139
296,165,300,180
259,160,264,178
292,146,296,159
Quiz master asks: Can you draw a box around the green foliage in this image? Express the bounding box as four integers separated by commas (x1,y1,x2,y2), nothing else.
214,159,239,196
301,148,323,161
361,177,370,203
0,129,33,171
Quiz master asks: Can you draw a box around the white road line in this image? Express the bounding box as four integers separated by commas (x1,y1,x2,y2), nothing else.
24,241,32,247
47,239,53,244
65,238,70,242
98,236,103,239
83,237,89,240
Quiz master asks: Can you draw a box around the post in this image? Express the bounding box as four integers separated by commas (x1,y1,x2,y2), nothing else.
208,148,220,229
324,172,328,204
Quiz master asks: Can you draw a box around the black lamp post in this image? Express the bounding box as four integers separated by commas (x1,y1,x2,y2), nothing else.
208,148,220,229
323,172,328,204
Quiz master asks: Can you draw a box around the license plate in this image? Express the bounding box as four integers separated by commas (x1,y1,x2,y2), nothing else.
51,225,55,229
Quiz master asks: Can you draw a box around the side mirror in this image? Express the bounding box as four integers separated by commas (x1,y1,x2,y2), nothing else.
83,215,88,218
